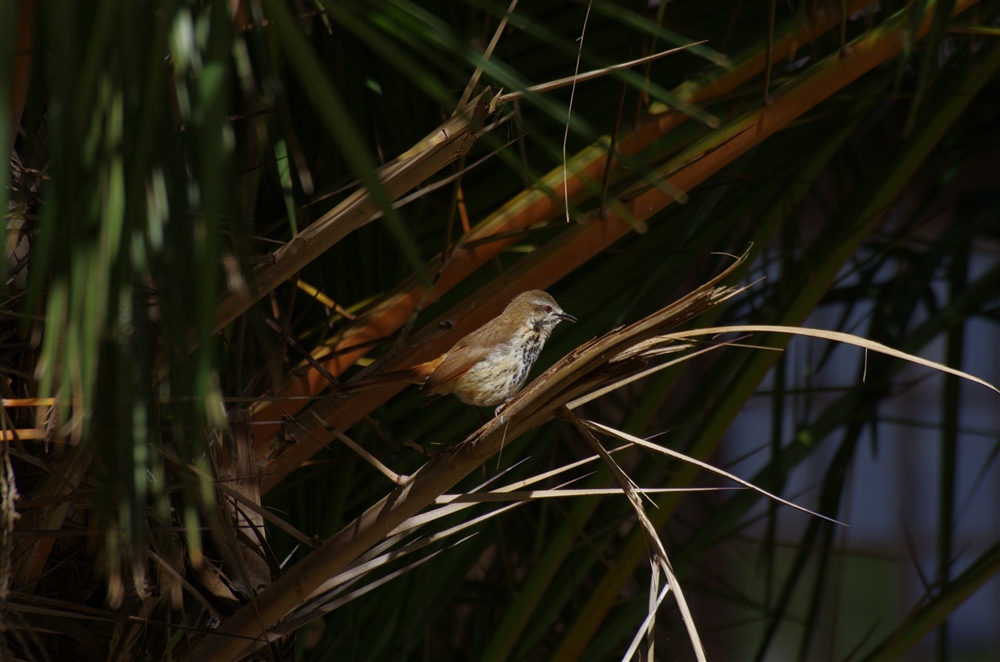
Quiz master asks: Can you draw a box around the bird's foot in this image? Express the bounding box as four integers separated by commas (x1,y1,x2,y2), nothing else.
493,399,512,424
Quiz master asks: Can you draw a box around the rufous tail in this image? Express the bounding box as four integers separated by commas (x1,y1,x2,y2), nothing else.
336,356,445,392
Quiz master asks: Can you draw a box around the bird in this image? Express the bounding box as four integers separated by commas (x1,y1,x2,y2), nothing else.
344,290,576,410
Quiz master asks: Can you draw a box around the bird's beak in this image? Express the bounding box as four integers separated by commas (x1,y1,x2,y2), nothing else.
557,311,577,323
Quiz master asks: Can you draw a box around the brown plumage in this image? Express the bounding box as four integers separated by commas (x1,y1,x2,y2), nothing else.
346,290,575,408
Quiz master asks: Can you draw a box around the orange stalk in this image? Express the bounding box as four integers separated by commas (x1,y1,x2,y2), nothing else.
251,0,882,489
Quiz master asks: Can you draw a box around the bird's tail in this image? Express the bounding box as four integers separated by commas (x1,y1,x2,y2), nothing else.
334,356,445,393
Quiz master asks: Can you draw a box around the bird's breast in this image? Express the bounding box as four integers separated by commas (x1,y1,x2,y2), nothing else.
450,331,545,407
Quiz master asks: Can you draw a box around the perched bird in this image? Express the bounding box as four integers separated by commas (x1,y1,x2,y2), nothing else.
347,290,575,409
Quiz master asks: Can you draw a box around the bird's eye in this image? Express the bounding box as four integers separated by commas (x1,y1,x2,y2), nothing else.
544,305,553,313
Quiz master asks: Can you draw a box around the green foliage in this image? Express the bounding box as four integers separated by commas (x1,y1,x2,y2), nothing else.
3,0,998,660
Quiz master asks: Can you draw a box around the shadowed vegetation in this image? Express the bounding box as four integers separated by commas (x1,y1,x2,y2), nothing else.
2,0,998,660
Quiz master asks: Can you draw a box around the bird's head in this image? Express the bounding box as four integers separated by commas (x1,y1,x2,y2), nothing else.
507,290,576,336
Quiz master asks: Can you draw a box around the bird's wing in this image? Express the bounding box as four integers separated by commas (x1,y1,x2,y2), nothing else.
423,341,491,394
423,313,515,394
